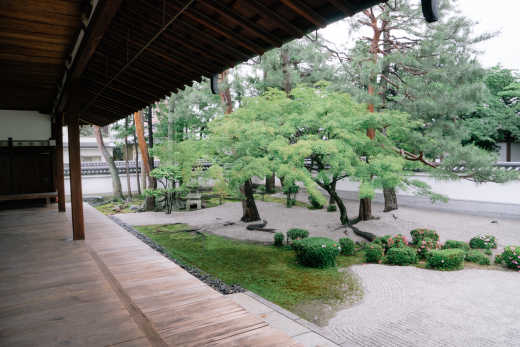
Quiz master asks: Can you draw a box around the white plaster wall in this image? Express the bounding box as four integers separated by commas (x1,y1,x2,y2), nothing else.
497,143,520,162
0,110,51,140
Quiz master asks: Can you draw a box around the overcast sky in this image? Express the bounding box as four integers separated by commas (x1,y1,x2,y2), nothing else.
319,0,520,72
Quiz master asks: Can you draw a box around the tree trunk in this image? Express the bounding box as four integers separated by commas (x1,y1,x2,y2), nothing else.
265,173,275,193
124,117,132,199
358,198,372,221
281,46,292,94
147,107,157,207
133,119,141,195
134,111,154,210
240,179,261,222
329,188,349,225
383,187,398,212
218,70,233,114
94,126,124,200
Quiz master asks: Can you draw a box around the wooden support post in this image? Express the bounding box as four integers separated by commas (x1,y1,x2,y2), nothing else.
67,115,85,240
55,114,66,212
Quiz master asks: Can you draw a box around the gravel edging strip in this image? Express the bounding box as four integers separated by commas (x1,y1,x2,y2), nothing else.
108,215,245,295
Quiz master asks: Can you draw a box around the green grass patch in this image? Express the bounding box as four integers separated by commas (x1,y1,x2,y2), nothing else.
135,224,364,317
95,197,145,215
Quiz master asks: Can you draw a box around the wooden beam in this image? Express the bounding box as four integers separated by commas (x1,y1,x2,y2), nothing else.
79,0,196,116
58,0,124,113
67,114,85,240
326,0,355,16
167,0,265,54
279,0,327,27
246,0,305,37
199,0,282,47
55,114,66,212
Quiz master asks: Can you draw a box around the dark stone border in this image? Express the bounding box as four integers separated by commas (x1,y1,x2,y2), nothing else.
108,215,245,295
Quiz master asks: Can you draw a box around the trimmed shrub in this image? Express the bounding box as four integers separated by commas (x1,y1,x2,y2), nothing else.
327,204,337,212
373,235,392,250
484,249,492,256
339,237,355,256
387,234,409,249
274,233,284,247
292,237,341,268
426,249,465,270
465,250,490,265
365,243,384,263
469,235,497,249
497,246,520,271
385,247,417,266
443,240,470,252
308,195,323,209
287,228,309,243
410,229,439,244
417,237,441,259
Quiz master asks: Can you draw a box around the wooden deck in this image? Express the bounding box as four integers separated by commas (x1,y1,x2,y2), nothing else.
0,205,300,346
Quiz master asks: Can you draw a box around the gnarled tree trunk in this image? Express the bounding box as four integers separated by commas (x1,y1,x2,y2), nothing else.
240,179,261,222
134,111,155,210
94,126,124,200
358,197,372,221
383,187,398,212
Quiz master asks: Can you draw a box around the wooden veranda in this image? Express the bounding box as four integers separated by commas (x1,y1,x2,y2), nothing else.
1,0,385,345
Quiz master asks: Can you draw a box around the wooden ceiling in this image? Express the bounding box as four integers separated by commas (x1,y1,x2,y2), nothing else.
0,0,385,125
0,0,84,111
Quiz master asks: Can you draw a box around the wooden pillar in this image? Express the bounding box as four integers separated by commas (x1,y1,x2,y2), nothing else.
55,114,66,212
67,115,85,240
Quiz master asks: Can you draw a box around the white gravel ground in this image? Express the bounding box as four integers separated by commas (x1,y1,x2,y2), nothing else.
327,265,520,347
117,200,519,248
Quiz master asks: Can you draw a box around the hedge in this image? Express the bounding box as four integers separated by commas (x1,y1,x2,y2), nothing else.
417,237,441,259
339,237,355,256
469,235,497,249
292,237,341,268
287,228,309,242
443,240,470,252
365,243,384,263
274,233,284,247
426,249,465,270
465,250,490,265
410,229,439,244
496,246,520,271
385,247,417,266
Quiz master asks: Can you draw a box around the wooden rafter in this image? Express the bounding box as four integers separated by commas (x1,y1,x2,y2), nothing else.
199,0,283,47
279,0,327,27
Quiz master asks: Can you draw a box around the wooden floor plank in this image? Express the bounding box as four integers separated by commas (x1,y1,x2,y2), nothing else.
0,205,300,347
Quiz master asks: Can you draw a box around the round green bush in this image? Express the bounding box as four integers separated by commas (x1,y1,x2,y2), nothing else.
339,237,355,256
443,240,470,251
327,204,337,212
292,237,341,268
417,237,440,259
497,246,520,271
385,247,417,266
287,228,309,242
365,243,384,263
426,249,465,270
274,233,284,247
469,235,497,249
465,250,490,265
410,229,439,244
387,234,409,249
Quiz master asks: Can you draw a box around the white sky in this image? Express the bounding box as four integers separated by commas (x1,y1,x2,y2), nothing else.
319,0,520,71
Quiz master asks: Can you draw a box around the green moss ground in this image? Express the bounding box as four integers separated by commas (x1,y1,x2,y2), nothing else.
135,224,364,320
